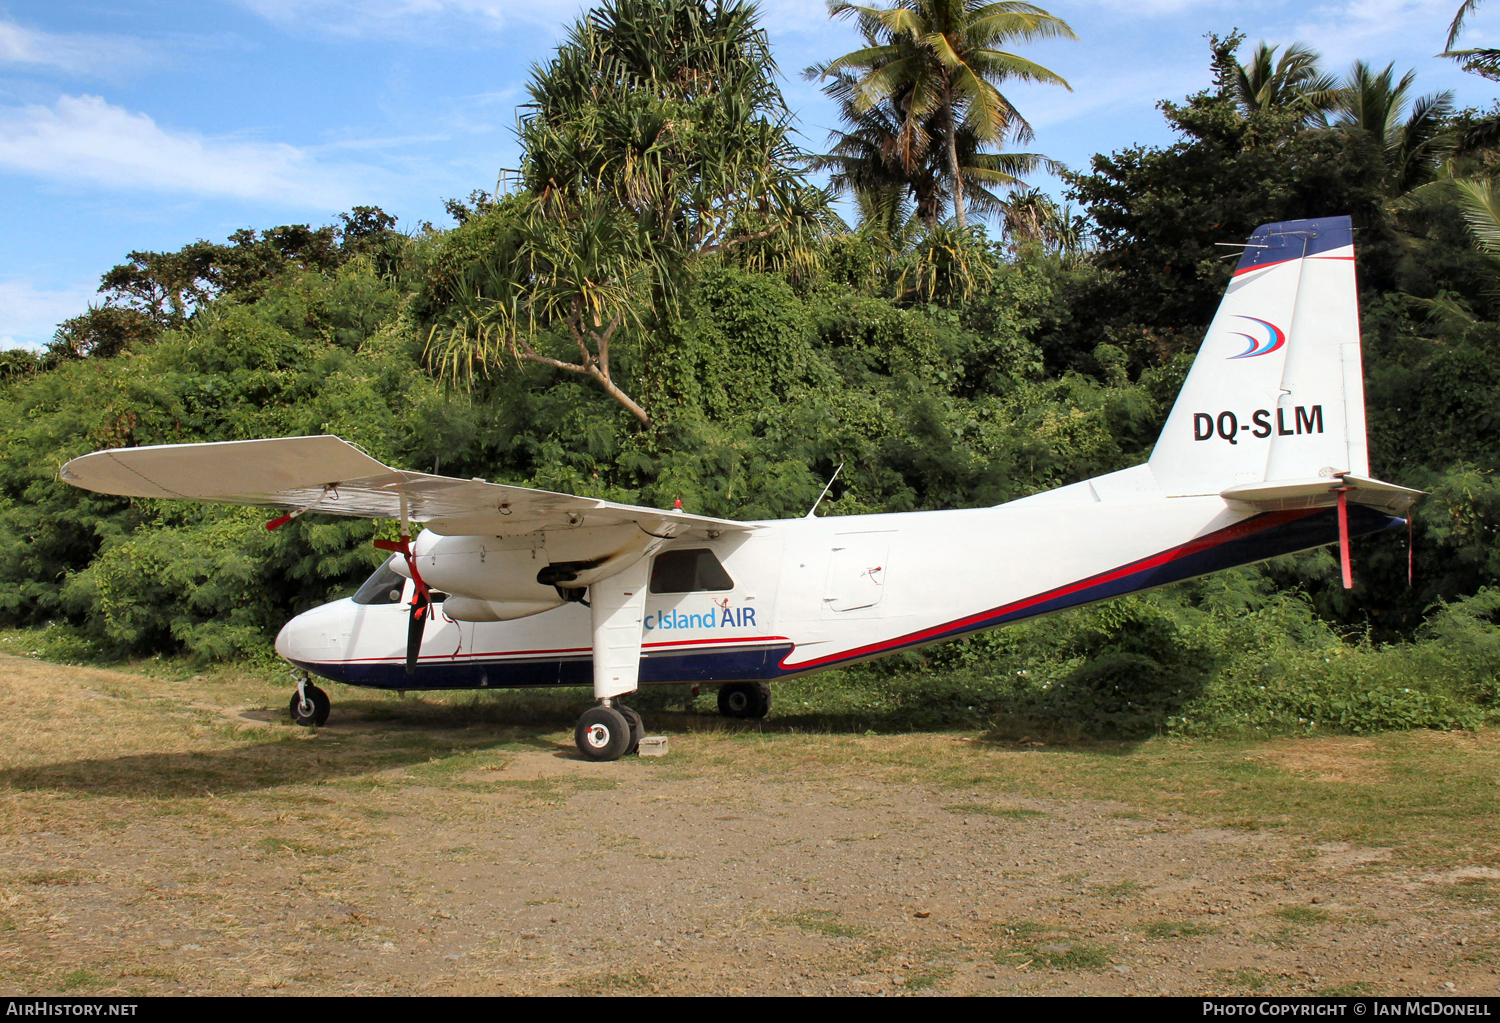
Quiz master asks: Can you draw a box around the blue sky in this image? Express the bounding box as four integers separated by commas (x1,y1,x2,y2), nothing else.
2,0,1495,348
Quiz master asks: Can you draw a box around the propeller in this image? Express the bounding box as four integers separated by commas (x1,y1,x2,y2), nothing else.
405,589,430,676
373,535,433,675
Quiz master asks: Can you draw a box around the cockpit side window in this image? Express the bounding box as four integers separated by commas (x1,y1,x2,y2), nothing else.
351,558,406,605
649,548,734,594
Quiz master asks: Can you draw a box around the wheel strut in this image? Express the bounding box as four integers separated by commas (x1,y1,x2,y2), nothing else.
292,670,312,717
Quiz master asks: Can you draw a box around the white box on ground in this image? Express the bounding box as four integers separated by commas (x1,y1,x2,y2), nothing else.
638,735,669,757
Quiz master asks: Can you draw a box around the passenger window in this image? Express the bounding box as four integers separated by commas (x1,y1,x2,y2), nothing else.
650,549,734,593
352,559,406,605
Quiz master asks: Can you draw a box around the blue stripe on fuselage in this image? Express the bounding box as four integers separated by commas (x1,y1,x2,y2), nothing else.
292,505,1401,691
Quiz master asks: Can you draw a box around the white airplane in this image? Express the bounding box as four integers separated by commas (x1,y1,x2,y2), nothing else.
61,215,1421,761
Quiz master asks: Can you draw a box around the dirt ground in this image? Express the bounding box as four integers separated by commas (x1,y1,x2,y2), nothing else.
1,653,1498,996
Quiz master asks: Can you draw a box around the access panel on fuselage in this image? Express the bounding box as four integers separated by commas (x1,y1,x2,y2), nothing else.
822,530,894,614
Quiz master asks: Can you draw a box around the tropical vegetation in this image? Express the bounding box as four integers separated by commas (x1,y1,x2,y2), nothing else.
2,0,1500,738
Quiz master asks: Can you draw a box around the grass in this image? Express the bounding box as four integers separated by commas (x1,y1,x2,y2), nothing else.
941,803,1046,819
4,635,1500,874
1000,920,1051,939
1440,880,1500,907
1215,967,1273,991
996,920,1110,971
573,971,654,994
676,728,1500,869
1452,938,1500,965
56,969,109,992
775,909,870,940
1001,941,1111,971
254,837,347,857
3,644,1500,995
903,965,954,991
21,869,89,886
1142,920,1220,939
1092,879,1149,898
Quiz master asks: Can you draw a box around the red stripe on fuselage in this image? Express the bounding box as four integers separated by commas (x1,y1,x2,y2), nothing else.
780,509,1317,672
304,635,791,667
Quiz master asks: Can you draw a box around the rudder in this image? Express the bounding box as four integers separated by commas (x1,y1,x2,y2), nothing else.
1149,216,1366,496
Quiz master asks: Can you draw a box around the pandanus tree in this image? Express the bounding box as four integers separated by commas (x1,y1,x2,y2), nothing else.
808,0,1075,231
427,0,836,426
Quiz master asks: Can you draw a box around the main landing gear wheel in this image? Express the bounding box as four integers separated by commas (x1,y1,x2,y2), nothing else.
718,681,771,720
617,705,643,755
576,706,631,762
289,682,330,727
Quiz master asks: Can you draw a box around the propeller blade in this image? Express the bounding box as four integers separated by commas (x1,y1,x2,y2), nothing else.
405,591,429,676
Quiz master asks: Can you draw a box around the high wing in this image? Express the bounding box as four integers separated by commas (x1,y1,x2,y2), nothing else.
60,435,751,538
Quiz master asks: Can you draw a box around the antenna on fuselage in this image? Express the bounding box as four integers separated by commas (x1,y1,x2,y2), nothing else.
805,462,844,518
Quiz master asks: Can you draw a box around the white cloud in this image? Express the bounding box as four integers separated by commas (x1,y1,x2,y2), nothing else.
0,19,155,76
1072,0,1227,13
1284,0,1459,64
233,0,589,38
240,0,867,41
0,279,96,349
0,94,364,207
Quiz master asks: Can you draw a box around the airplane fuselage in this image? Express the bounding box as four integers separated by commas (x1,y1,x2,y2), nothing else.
276,463,1400,692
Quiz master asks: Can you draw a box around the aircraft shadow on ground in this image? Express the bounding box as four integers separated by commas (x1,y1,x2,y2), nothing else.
0,711,566,799
1,677,1177,796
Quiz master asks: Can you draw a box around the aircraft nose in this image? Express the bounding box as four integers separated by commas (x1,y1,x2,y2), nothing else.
274,616,296,661
274,603,347,662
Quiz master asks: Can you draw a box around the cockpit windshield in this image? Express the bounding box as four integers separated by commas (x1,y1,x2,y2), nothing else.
351,558,406,605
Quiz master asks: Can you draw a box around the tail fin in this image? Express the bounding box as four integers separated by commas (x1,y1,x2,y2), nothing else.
1148,216,1367,496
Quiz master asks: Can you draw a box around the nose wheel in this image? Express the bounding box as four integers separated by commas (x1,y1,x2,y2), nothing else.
289,676,330,727
575,702,643,761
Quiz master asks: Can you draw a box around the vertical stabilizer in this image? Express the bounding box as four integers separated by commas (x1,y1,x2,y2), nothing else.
1149,216,1366,496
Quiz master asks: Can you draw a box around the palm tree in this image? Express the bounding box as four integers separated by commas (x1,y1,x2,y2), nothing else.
1448,0,1487,48
809,0,1075,230
1231,41,1338,119
807,67,1060,230
1447,177,1500,256
1327,61,1455,195
1442,0,1500,79
993,187,1085,253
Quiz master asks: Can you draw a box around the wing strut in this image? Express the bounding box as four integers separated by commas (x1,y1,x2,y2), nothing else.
589,558,650,701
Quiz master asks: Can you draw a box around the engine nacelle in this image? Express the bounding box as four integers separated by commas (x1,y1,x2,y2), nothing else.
442,596,562,622
395,525,660,605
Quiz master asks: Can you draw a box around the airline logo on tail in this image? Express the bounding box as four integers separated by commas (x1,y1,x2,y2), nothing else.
1226,316,1285,359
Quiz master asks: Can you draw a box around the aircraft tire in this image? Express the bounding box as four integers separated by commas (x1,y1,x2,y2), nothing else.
289,683,331,727
717,681,771,720
617,704,643,755
576,706,631,762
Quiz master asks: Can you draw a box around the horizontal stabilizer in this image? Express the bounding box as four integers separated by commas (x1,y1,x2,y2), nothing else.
1220,474,1423,516
61,435,751,538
